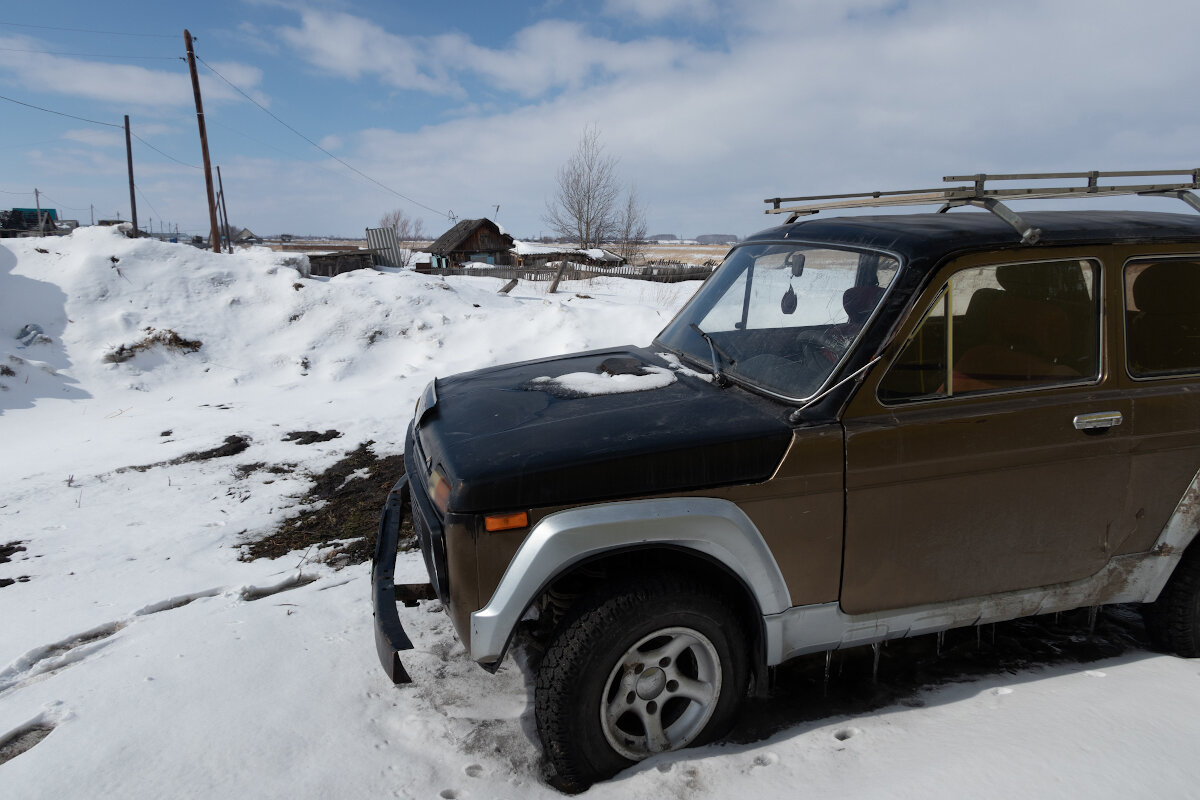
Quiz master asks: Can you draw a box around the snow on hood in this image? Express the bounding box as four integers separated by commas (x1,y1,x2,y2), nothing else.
528,364,676,397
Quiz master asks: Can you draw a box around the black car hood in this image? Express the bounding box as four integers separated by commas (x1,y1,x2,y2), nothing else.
412,345,794,513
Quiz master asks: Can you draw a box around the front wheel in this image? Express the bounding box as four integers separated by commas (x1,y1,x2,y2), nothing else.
535,579,748,792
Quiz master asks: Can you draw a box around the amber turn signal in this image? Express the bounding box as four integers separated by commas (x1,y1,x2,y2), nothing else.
484,511,529,532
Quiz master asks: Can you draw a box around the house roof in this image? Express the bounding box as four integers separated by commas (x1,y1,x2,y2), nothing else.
511,241,624,263
429,218,512,255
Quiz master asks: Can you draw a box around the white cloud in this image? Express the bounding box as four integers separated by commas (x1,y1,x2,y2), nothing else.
204,61,271,107
435,20,697,97
0,35,266,110
61,129,124,148
319,134,343,151
603,0,717,23
276,10,460,96
276,12,695,99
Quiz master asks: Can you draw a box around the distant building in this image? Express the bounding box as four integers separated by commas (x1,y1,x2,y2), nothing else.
511,241,625,268
13,208,57,227
231,228,262,245
429,218,514,267
696,234,738,245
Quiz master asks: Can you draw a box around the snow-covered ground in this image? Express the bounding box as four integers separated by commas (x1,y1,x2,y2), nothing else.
1,228,1198,799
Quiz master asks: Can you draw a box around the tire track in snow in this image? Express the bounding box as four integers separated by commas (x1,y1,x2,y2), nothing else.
1,572,321,698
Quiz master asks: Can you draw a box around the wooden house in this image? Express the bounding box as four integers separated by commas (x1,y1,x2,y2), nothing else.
428,218,514,267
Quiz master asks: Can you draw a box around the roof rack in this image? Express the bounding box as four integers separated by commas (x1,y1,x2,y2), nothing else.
765,169,1200,244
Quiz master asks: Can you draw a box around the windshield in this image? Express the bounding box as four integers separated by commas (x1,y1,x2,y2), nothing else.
656,243,898,399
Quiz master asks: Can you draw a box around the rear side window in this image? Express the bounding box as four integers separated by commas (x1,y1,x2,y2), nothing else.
879,259,1100,403
1124,259,1200,378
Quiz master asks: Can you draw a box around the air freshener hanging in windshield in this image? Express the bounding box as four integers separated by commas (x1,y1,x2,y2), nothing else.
781,284,797,314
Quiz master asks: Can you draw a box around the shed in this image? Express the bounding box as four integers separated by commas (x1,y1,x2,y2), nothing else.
15,208,57,225
231,227,262,245
428,218,514,267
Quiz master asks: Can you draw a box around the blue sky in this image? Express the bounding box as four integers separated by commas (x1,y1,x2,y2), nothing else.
2,0,1199,240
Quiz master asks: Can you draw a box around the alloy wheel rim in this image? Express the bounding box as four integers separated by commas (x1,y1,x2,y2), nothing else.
599,626,722,760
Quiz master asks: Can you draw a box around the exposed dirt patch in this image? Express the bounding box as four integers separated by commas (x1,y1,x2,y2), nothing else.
0,576,31,589
241,441,411,566
179,435,251,462
727,604,1152,745
120,435,251,473
234,462,292,479
1,541,26,564
283,429,342,445
103,327,202,364
0,722,55,766
0,365,14,377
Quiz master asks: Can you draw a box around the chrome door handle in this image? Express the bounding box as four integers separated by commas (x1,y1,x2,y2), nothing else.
1073,411,1123,431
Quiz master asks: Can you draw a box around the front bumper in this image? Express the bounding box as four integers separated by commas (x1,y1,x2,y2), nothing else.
371,475,417,684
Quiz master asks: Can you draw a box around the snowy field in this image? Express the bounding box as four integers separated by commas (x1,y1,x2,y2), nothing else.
2,228,1199,799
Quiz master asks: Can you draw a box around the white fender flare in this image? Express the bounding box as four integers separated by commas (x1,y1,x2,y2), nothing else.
469,497,792,664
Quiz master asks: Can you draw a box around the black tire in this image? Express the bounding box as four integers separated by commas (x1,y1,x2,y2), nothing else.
535,577,748,793
1142,543,1200,657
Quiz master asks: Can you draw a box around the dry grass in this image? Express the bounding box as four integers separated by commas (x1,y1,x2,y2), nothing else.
103,328,202,364
639,243,731,264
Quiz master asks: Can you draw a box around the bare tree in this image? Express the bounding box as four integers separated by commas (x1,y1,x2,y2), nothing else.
614,185,647,265
542,125,621,251
379,208,427,267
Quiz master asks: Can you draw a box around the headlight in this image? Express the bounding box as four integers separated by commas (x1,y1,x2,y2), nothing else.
428,467,451,515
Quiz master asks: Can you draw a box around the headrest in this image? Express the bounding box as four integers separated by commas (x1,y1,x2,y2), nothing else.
1132,261,1200,315
842,285,885,324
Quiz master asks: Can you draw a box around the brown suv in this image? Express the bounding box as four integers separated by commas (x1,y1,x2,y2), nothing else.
373,170,1200,791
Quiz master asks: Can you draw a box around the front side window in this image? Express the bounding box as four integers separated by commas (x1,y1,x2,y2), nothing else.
879,259,1099,403
1124,259,1200,377
656,243,898,399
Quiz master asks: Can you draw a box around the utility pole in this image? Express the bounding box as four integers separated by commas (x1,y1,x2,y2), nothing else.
184,29,221,254
34,188,43,236
90,204,94,226
216,166,232,253
125,115,139,237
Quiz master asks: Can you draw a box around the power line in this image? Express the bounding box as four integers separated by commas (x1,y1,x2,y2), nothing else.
194,53,451,220
131,133,201,169
0,91,121,128
35,192,90,212
0,46,179,60
0,188,35,196
207,119,307,161
134,184,164,220
0,92,196,169
206,119,370,180
0,21,176,38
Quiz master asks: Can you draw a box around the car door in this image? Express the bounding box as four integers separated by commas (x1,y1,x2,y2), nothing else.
839,252,1134,615
1116,252,1200,555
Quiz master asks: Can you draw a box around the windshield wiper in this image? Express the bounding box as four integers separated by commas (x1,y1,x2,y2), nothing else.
689,323,733,387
